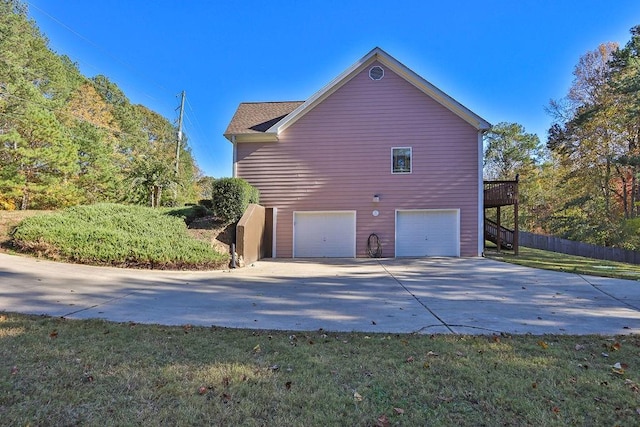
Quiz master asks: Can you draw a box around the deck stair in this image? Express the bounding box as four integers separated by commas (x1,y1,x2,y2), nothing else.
484,178,520,254
484,218,514,250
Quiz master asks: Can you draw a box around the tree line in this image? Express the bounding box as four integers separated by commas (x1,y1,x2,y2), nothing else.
485,25,640,250
0,0,205,210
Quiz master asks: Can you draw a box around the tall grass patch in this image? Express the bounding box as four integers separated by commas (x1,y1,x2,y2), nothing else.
11,204,228,269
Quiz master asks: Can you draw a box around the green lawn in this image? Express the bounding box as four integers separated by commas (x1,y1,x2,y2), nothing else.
486,245,640,281
1,313,639,426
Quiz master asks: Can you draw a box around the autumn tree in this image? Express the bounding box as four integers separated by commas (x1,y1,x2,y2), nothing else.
0,2,220,210
546,36,640,246
608,25,640,220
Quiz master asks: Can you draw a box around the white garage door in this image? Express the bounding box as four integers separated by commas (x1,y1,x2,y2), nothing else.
293,211,356,257
395,209,460,257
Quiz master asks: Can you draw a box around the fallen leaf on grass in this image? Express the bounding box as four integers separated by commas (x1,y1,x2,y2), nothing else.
376,414,390,427
354,391,363,402
537,341,548,349
625,379,639,393
612,362,625,375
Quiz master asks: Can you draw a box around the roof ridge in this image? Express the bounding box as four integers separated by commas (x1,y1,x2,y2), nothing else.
239,101,304,105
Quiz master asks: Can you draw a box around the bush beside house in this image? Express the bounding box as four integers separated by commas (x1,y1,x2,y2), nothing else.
211,178,259,223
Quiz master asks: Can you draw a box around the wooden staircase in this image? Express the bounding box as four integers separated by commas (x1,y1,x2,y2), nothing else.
484,178,519,254
484,218,514,250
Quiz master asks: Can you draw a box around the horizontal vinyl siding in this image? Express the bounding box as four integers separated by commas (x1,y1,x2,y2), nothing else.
236,61,480,257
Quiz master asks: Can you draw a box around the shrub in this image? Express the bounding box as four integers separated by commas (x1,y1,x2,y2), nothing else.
163,205,209,225
211,178,259,223
198,199,213,209
11,203,228,269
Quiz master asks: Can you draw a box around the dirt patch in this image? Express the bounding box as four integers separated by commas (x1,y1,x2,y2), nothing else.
0,210,52,252
187,215,234,256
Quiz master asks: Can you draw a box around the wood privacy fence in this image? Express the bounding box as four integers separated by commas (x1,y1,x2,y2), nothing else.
519,231,640,265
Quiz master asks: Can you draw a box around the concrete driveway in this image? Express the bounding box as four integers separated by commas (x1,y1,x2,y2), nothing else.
1,253,639,335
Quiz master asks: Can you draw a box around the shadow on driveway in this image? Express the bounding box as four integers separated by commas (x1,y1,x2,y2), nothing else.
1,254,639,335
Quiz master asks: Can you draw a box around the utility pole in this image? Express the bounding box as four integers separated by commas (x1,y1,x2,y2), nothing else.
175,90,186,176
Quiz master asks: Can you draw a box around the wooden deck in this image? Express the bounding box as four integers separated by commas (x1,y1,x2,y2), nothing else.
484,180,518,208
484,179,519,254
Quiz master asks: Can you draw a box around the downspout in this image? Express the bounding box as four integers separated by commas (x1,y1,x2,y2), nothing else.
232,135,237,178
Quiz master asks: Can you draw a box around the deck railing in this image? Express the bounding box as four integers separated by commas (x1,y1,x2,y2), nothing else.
484,180,518,208
485,218,514,249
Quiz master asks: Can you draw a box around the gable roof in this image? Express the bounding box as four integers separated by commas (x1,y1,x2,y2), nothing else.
224,101,304,142
225,47,490,142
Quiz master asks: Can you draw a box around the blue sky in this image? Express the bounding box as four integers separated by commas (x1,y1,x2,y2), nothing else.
26,0,640,178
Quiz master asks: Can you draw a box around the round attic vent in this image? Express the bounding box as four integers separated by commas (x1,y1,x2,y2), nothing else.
369,66,384,80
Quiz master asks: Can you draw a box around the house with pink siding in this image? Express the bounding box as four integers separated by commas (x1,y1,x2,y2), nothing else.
224,48,490,258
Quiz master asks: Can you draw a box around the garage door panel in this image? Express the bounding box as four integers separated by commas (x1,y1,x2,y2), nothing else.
396,210,459,257
294,211,356,257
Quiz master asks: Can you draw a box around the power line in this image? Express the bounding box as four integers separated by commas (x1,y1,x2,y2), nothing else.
12,3,217,175
26,1,171,97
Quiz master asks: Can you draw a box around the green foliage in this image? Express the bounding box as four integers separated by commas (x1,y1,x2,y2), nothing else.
620,217,640,250
483,122,544,180
163,204,209,224
212,178,259,223
11,204,228,268
0,7,202,209
540,28,640,249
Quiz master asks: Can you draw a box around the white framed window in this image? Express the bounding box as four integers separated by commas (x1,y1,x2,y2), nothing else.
392,147,412,174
